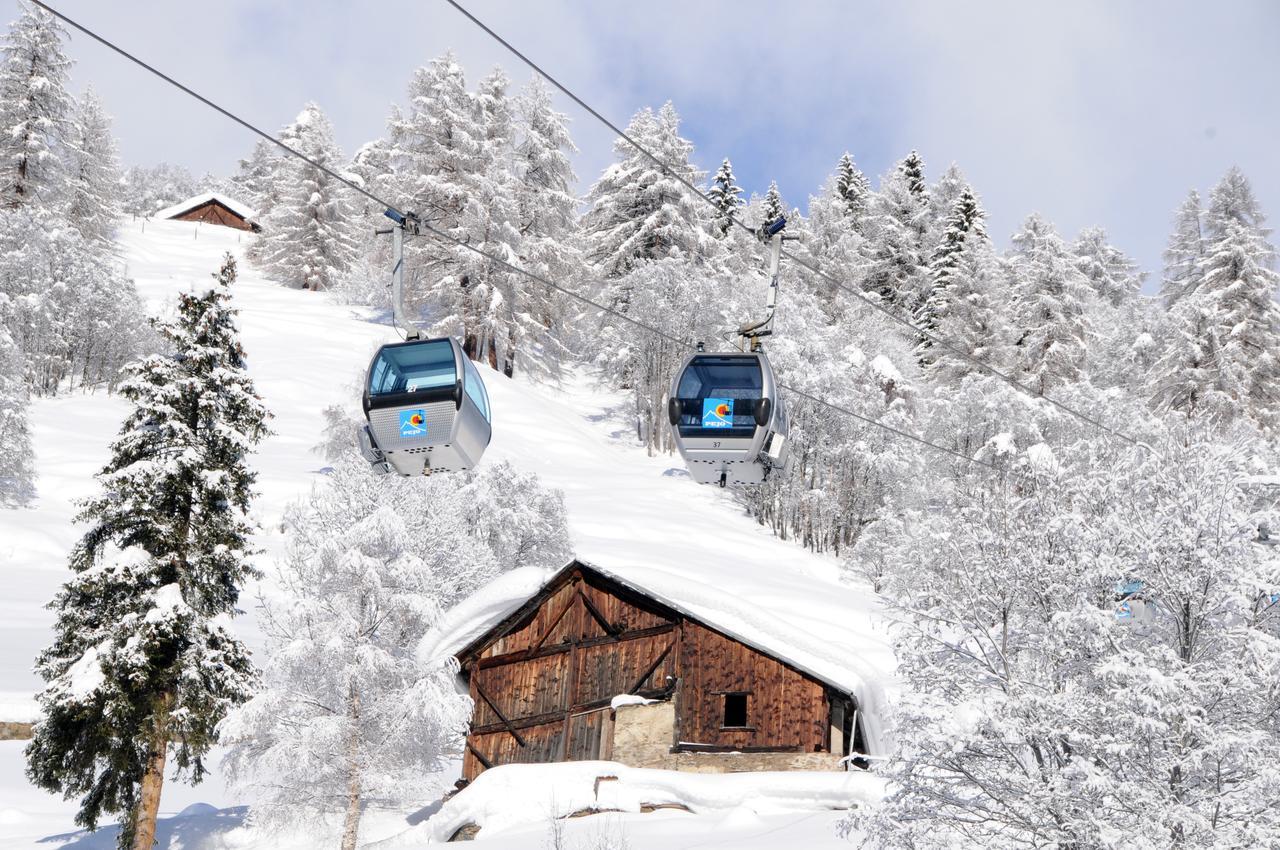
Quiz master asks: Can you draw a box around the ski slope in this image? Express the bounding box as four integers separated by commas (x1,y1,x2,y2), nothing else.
0,219,894,848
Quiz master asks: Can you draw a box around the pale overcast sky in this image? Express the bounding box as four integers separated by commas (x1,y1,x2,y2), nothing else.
26,0,1280,285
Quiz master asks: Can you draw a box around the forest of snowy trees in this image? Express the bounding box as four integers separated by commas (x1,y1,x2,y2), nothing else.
3,0,1279,846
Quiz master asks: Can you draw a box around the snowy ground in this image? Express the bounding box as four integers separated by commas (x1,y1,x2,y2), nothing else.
0,219,893,848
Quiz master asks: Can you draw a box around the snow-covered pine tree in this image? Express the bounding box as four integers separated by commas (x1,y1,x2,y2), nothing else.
897,149,927,201
580,101,708,284
856,157,930,311
26,253,269,850
65,87,122,246
458,67,523,369
384,52,484,324
1159,189,1205,308
230,139,278,218
833,151,870,224
508,75,579,376
222,455,471,850
0,320,34,504
259,103,360,291
1006,213,1093,394
914,188,986,370
1150,169,1280,431
118,162,196,218
1072,226,1141,308
759,180,785,229
0,2,73,209
708,157,744,238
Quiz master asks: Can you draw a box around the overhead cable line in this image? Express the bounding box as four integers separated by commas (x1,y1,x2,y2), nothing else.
441,0,1142,449
32,0,995,472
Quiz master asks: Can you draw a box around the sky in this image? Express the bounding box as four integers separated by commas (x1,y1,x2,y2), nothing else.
22,0,1280,285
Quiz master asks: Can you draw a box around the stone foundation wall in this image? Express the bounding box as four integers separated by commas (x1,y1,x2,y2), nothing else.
610,702,843,773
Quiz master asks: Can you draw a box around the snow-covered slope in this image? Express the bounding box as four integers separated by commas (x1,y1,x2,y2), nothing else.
0,219,893,848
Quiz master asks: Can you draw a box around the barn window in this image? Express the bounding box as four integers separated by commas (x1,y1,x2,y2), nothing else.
722,692,749,728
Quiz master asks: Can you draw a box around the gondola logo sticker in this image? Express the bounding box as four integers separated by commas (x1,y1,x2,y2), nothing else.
702,398,734,428
399,409,428,438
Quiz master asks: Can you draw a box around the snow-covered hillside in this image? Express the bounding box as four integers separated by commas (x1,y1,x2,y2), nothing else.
0,219,893,848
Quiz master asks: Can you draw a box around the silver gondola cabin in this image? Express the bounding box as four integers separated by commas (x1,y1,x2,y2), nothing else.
358,336,492,476
667,350,789,486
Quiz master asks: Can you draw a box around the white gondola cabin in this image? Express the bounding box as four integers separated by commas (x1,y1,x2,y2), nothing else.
359,337,491,476
667,351,789,486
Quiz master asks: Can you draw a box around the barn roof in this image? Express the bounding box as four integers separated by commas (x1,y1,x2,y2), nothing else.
419,558,892,751
154,192,257,222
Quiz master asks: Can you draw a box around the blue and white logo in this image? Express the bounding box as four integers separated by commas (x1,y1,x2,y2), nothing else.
702,398,733,428
399,409,428,438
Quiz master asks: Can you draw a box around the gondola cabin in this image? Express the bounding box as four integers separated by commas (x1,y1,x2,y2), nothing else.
667,351,790,486
452,561,869,781
359,337,492,476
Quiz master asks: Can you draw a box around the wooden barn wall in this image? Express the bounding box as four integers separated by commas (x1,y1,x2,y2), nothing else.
171,203,253,230
462,570,679,781
676,621,828,752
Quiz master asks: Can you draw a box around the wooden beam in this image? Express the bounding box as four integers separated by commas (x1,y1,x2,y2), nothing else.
528,590,577,655
627,640,675,695
468,690,670,736
466,741,494,770
474,622,677,670
473,679,527,748
578,587,617,637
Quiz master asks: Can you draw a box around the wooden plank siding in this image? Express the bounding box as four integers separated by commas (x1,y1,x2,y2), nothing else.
458,562,843,781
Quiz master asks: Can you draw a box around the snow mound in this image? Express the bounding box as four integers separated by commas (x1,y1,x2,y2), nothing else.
388,761,885,843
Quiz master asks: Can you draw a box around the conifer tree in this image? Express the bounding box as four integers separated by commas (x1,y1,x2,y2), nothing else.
26,253,270,850
759,180,785,229
260,103,360,291
1072,226,1141,307
708,157,744,238
897,149,927,201
915,188,986,369
231,139,278,216
0,321,34,504
833,151,870,223
509,75,579,376
65,87,122,246
1006,213,1093,394
581,102,707,283
1160,190,1205,308
0,2,73,209
857,161,930,310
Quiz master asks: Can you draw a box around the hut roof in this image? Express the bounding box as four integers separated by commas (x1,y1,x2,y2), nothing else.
154,192,257,222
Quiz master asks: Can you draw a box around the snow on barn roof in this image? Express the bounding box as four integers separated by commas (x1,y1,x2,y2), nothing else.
419,557,893,753
154,192,258,222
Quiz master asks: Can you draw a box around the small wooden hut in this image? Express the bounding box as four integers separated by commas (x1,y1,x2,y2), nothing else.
452,560,870,782
154,192,259,231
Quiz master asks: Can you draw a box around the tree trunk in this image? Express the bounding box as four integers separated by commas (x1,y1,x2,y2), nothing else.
130,695,170,850
340,686,363,850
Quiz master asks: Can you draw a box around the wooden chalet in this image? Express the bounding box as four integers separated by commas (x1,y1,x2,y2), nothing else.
154,192,259,231
454,560,870,782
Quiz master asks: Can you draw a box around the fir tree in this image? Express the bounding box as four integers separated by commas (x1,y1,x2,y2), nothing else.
0,2,73,209
833,151,870,223
509,75,579,377
1006,213,1093,394
1160,189,1205,308
65,87,122,246
759,180,785,229
26,253,270,850
897,149,927,201
915,188,986,369
260,103,360,291
0,320,34,504
581,102,707,283
708,157,744,238
230,139,278,217
857,163,930,310
1072,226,1141,308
